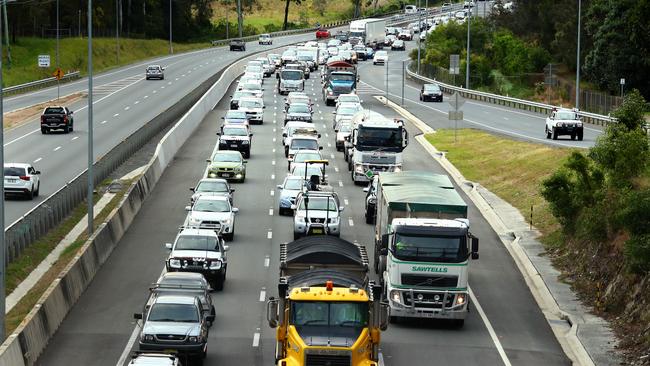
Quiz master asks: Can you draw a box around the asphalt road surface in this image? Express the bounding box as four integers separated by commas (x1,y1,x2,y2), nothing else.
36,64,570,365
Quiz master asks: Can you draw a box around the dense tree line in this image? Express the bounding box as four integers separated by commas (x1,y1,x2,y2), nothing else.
5,0,214,41
492,0,649,99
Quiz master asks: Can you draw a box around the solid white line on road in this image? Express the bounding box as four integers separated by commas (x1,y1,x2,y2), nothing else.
271,174,275,180
252,331,261,347
53,146,61,152
124,106,130,111
344,199,349,205
71,136,79,141
116,320,143,366
469,287,512,366
269,209,274,216
113,113,119,117
338,180,343,187
101,120,107,124
33,157,42,163
348,219,354,227
273,137,276,142
134,100,139,104
272,160,276,165
264,256,270,267
144,95,148,98
270,190,275,196
259,289,266,302
267,231,273,239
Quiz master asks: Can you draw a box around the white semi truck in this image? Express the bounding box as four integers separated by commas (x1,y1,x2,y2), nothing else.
373,171,479,327
349,19,386,47
345,110,408,184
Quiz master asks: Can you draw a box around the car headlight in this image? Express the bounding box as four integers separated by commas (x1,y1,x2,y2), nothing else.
234,166,243,172
368,197,376,204
330,217,339,224
577,122,583,127
455,293,467,306
208,171,217,178
188,336,202,343
556,122,562,127
188,216,201,225
168,258,182,268
242,140,250,144
393,165,402,172
222,219,231,225
144,334,154,341
328,90,333,95
354,164,364,173
296,215,306,223
209,260,222,270
390,290,401,303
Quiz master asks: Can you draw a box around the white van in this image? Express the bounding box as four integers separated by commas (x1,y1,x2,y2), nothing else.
404,4,417,14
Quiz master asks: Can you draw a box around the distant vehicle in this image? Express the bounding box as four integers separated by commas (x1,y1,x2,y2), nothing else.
398,28,413,41
151,272,216,326
229,39,246,51
316,28,331,39
218,124,253,158
384,34,397,46
256,57,275,76
420,83,443,102
292,191,343,239
128,352,181,366
442,2,453,11
287,136,321,160
134,294,209,361
237,81,263,98
145,65,164,80
391,39,406,50
333,102,363,127
4,163,40,199
221,109,249,127
363,176,377,224
276,176,307,215
40,106,74,134
545,107,584,141
206,150,247,182
404,4,417,13
277,68,305,95
229,90,256,109
373,50,388,65
258,33,272,45
268,53,282,68
281,48,297,65
184,196,239,240
190,177,234,204
237,97,265,125
288,149,323,172
284,103,313,124
334,121,352,151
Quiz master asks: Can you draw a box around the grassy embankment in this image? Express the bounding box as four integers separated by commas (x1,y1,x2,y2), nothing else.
2,37,209,87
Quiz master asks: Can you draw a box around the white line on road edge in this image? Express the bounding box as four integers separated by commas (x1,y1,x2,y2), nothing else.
264,256,270,267
270,190,275,196
71,136,79,141
101,120,107,124
113,113,120,117
469,287,512,366
267,231,273,239
259,289,266,302
53,146,61,151
124,106,130,111
116,320,143,366
269,209,274,216
338,181,343,187
348,219,354,227
271,174,275,180
344,199,349,205
33,157,42,163
252,331,261,347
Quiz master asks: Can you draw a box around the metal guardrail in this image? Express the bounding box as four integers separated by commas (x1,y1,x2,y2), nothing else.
3,71,81,96
405,62,617,126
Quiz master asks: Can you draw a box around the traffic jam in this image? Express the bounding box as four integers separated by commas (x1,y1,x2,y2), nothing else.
128,18,479,366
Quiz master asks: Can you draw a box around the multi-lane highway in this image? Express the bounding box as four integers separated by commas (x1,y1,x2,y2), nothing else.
36,54,570,365
2,30,344,226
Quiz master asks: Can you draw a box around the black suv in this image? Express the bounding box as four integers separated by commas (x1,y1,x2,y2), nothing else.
218,125,253,158
229,39,246,51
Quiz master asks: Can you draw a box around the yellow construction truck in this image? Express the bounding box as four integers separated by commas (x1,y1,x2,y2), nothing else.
266,236,389,366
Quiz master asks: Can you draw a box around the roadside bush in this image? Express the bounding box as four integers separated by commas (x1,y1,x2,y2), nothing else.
624,234,650,273
589,125,650,187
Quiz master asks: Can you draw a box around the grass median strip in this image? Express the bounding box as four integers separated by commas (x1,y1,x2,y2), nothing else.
4,179,133,337
424,129,576,236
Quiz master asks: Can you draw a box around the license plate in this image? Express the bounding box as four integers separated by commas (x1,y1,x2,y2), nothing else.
221,173,231,178
230,144,238,148
163,349,176,354
5,179,16,183
312,228,323,234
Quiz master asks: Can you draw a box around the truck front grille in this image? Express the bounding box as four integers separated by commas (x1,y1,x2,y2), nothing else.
155,334,186,342
401,274,458,288
305,354,351,366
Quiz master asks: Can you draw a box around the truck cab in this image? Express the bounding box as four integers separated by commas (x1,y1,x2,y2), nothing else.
277,68,305,95
322,61,357,106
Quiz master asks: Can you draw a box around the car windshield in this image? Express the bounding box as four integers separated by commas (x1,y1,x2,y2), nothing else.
225,111,247,119
174,235,220,251
424,84,441,92
337,124,352,132
338,107,360,115
294,152,321,163
393,233,467,263
147,67,160,71
212,153,241,163
376,51,387,57
193,199,230,212
289,105,310,113
223,127,248,136
339,96,359,103
357,126,402,148
246,66,262,73
4,167,26,176
242,83,261,91
239,99,263,108
291,301,368,340
196,181,228,193
556,111,577,120
291,139,319,150
281,70,303,80
44,107,64,114
159,277,205,287
148,303,199,323
298,196,337,211
284,178,305,190
297,55,312,61
290,97,310,104
293,166,322,178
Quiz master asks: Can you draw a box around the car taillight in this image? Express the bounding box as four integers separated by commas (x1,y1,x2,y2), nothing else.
41,116,45,122
19,176,30,181
63,116,68,122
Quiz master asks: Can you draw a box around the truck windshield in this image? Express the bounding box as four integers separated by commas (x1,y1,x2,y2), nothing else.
281,71,303,80
291,301,368,341
331,74,355,82
175,235,220,251
356,126,403,150
148,303,199,323
393,234,467,263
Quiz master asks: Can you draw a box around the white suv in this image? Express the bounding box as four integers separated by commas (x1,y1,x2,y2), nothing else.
184,196,239,241
4,163,41,199
545,107,583,141
292,191,344,239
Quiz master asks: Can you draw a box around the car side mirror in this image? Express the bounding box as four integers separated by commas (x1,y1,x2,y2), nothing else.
339,206,345,211
190,187,195,192
263,106,266,109
221,117,225,119
216,132,221,136
318,134,322,138
232,208,239,214
334,129,339,133
267,298,279,328
250,133,254,137
318,146,323,150
165,243,173,250
471,237,479,260
363,186,370,193
69,111,74,115
282,133,287,137
34,170,41,175
243,160,248,164
184,206,191,211
277,184,283,189
290,204,297,210
224,245,230,252
133,313,143,320
206,159,212,163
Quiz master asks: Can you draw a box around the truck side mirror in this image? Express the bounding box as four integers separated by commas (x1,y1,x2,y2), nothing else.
379,303,390,331
206,313,215,323
266,298,279,328
381,234,390,249
165,243,173,250
133,313,143,320
471,237,479,260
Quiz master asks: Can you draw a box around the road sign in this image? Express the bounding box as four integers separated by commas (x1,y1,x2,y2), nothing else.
365,170,375,180
53,68,64,80
38,55,50,68
448,91,465,110
449,54,460,75
448,111,464,120
620,78,625,85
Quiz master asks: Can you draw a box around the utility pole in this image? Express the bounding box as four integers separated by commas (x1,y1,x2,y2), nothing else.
575,0,581,109
401,60,405,106
236,0,242,38
417,9,422,74
116,0,120,64
465,6,470,89
78,9,81,37
168,0,173,54
0,0,6,342
88,0,94,235
56,0,60,99
2,1,10,67
225,0,229,39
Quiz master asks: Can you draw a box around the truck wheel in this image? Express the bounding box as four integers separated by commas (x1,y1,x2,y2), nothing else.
70,122,74,132
347,160,352,172
545,127,551,139
577,131,584,141
571,133,576,140
365,212,373,224
41,127,48,134
552,128,558,140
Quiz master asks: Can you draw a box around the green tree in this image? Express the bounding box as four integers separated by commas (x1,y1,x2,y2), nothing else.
282,0,302,30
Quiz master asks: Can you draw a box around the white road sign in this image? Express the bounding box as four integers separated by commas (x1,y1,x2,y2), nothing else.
38,55,51,68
